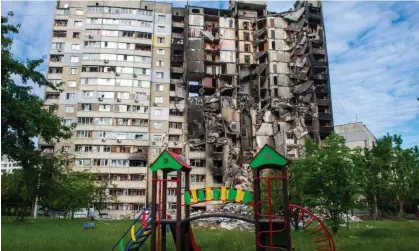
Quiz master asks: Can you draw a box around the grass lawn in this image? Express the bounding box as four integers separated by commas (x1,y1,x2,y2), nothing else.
2,217,419,251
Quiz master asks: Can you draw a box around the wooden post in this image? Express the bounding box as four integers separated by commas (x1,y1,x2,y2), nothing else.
176,170,182,251
282,165,291,250
161,171,168,251
253,168,262,251
150,171,157,251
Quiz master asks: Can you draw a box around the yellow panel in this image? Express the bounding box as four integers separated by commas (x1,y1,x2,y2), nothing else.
236,188,244,202
206,187,212,201
191,190,198,203
221,187,227,201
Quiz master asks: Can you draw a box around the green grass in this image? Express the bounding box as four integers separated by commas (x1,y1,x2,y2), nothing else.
2,217,419,251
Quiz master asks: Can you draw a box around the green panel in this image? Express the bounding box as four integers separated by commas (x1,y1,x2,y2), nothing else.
212,187,220,201
149,151,182,171
228,187,237,202
184,192,191,205
119,239,124,251
243,191,253,205
249,144,288,169
197,189,205,201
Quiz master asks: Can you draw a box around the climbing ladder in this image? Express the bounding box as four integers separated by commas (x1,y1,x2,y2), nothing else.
112,203,155,251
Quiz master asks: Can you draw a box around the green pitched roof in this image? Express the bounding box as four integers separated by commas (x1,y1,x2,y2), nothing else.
249,144,288,169
149,150,191,172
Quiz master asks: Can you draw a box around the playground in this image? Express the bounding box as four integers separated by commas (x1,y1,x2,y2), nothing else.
2,145,418,251
2,217,419,251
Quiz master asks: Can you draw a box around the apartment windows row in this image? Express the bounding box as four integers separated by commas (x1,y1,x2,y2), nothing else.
77,115,149,125
84,41,151,51
190,159,205,167
75,158,146,167
81,65,151,75
85,29,152,39
105,173,146,182
81,78,151,88
109,189,146,196
169,109,183,116
75,130,147,140
82,53,151,63
87,18,152,28
74,144,146,154
169,122,182,129
64,103,160,115
77,117,149,127
87,6,153,16
65,90,148,100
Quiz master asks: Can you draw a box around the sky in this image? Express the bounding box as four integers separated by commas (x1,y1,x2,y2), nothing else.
1,0,418,148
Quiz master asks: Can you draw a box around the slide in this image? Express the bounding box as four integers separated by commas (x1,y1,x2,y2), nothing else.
112,204,153,251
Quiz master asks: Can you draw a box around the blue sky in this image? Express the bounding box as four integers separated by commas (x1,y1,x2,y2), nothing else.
2,0,418,148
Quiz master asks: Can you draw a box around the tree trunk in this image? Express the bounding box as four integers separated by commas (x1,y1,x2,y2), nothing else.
373,194,378,220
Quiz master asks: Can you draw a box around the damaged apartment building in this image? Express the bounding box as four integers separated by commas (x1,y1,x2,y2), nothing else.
42,0,333,216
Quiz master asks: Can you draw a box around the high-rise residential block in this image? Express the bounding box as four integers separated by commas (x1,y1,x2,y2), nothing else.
42,0,333,217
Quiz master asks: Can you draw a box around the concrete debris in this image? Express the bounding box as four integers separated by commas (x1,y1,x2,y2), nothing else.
282,7,305,21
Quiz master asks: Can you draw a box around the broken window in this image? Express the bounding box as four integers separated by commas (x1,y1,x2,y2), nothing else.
243,21,249,30
213,175,223,183
191,175,206,183
244,32,250,41
244,44,250,52
244,55,250,64
273,76,278,85
190,159,205,167
271,41,276,50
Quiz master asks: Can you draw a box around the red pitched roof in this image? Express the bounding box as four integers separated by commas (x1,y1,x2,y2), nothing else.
167,150,191,169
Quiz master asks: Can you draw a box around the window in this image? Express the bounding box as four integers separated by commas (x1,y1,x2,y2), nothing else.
67,80,76,87
75,9,84,15
117,92,130,100
152,148,161,155
77,131,93,138
190,159,206,167
271,30,275,39
156,72,163,79
229,19,233,28
155,84,164,91
154,109,162,116
78,117,94,124
70,56,79,62
157,15,165,22
52,43,64,50
74,21,82,26
73,32,80,38
271,41,275,50
69,68,78,75
191,175,206,183
244,32,250,41
243,21,249,30
83,91,94,98
157,26,165,32
65,106,75,113
99,146,111,152
48,67,63,74
157,37,165,43
156,60,164,67
75,159,91,166
111,159,129,167
81,103,92,111
154,97,163,104
244,55,250,64
169,122,182,129
244,44,250,52
115,105,131,113
93,159,108,167
99,104,111,112
270,18,275,27
94,117,113,125
153,122,162,129
66,93,75,99
63,119,73,126
135,92,147,101
157,49,165,55
71,44,80,50
62,146,70,153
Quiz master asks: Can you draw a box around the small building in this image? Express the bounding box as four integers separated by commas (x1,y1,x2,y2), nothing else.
334,122,376,149
1,155,22,175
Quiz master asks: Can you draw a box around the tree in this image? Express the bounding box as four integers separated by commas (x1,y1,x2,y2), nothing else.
93,178,117,216
1,170,33,218
290,133,358,235
1,13,74,213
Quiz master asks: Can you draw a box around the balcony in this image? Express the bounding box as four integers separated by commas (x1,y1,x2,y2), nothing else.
168,141,182,148
172,21,184,28
319,126,334,134
171,66,184,74
318,112,332,120
112,180,147,189
171,79,183,85
316,98,330,106
117,195,146,204
169,115,184,123
315,85,329,94
313,73,328,80
171,55,183,63
168,128,183,135
189,151,206,159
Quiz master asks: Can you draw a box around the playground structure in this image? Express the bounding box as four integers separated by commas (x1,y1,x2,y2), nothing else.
112,144,336,251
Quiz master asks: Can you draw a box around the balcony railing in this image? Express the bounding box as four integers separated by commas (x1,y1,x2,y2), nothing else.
171,67,184,74
172,22,184,28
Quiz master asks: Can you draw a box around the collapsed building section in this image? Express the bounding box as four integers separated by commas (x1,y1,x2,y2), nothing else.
183,0,333,206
